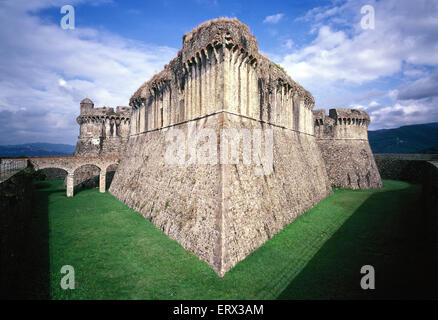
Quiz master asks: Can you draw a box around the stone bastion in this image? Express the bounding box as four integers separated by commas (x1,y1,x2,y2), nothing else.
101,18,381,276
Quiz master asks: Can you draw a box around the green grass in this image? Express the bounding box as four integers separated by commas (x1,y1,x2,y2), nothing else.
34,179,435,299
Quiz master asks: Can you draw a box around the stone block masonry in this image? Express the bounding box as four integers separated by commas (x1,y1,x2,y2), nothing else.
29,156,120,197
72,99,130,188
109,18,335,276
110,112,332,276
313,108,382,189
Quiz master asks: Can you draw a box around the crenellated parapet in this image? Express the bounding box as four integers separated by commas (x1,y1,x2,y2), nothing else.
314,108,370,140
74,98,131,156
129,18,315,136
313,108,382,190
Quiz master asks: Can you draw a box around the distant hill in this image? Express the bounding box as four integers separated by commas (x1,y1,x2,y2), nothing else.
368,122,438,154
0,143,75,157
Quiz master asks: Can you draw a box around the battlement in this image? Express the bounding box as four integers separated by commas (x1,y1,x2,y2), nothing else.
313,107,381,190
78,98,131,122
74,98,131,157
129,18,315,136
313,108,370,140
181,18,258,63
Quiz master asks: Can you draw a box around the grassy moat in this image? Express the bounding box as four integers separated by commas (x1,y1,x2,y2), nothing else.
29,179,435,299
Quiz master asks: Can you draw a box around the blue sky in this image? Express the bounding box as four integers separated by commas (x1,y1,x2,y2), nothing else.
0,0,437,144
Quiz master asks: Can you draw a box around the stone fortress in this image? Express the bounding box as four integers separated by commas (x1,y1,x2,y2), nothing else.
76,18,381,276
74,97,131,156
71,98,131,189
313,108,382,189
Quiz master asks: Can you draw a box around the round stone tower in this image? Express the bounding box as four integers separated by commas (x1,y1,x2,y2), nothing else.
313,108,382,189
74,98,131,156
80,98,94,113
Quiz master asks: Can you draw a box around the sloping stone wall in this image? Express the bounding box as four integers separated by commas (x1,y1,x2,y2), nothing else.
110,112,331,276
317,140,381,189
314,108,382,189
109,18,379,276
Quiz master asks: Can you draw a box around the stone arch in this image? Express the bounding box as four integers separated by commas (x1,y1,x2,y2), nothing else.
29,161,73,176
72,163,102,194
36,167,68,180
104,163,119,189
34,165,72,195
105,163,118,172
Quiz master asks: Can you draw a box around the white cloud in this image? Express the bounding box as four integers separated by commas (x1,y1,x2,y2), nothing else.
397,72,438,100
0,0,177,144
363,98,438,130
278,0,438,129
283,39,294,50
263,13,284,24
58,79,67,87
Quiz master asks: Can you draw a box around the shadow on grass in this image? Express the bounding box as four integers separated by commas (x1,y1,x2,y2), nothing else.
277,183,437,299
72,171,115,196
1,178,53,299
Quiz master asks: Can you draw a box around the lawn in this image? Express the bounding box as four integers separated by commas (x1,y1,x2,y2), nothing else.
33,179,435,299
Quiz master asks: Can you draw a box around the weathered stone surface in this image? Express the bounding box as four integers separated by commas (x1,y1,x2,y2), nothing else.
110,112,331,276
72,99,129,187
106,18,383,276
75,99,130,156
109,18,335,276
29,156,120,197
314,108,382,189
39,168,67,180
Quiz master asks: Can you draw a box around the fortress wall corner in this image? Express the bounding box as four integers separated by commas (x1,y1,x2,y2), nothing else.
109,18,333,276
72,98,131,188
313,108,382,189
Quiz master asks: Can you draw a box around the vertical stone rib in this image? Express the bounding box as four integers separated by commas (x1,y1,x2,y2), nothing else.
204,49,210,115
207,46,214,114
222,48,229,111
194,57,199,117
162,87,167,127
184,66,188,121
281,85,285,127
216,46,224,111
246,58,251,118
143,101,151,131
299,99,305,133
137,107,141,133
231,48,238,113
159,88,163,127
200,51,205,116
214,47,221,111
187,64,192,120
237,51,242,114
191,60,196,118
139,107,145,132
248,63,257,118
241,55,248,117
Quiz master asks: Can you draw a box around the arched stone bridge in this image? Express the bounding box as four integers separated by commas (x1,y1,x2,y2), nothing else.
28,155,121,197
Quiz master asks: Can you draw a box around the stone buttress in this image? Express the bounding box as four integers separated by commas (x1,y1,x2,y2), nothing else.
109,18,333,276
313,108,382,189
